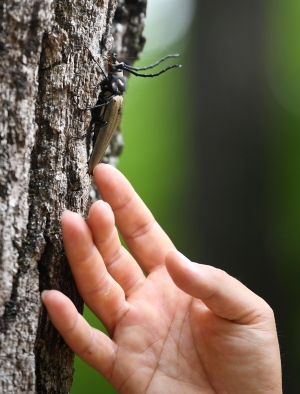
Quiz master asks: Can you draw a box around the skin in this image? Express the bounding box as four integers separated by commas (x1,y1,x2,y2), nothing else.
42,163,282,394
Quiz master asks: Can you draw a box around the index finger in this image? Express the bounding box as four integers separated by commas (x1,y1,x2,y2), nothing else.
93,164,175,273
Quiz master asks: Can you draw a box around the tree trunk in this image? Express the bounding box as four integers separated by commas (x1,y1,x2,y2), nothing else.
0,0,146,392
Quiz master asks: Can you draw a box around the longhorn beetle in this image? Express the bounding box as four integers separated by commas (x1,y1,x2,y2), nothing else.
74,47,182,175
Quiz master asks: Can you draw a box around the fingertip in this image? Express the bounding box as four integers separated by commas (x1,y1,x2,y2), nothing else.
93,163,117,182
165,251,205,303
166,250,195,267
41,289,50,303
61,211,94,262
61,210,83,233
88,199,111,221
87,200,115,238
166,251,227,303
41,290,85,348
61,210,71,219
93,164,135,209
165,250,198,283
41,290,76,326
41,289,67,306
61,210,72,225
61,211,86,240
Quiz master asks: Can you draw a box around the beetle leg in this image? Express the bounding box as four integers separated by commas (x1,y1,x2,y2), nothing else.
73,100,109,111
71,123,94,140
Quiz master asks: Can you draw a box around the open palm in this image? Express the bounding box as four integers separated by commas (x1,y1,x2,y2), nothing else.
43,164,282,394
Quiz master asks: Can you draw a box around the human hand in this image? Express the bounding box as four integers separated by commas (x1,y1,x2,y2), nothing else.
42,164,282,394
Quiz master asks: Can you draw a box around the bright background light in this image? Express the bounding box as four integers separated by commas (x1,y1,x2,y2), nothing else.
143,0,196,53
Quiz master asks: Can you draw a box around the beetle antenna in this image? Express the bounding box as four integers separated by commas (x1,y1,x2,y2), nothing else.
124,53,181,71
122,63,182,78
84,46,107,78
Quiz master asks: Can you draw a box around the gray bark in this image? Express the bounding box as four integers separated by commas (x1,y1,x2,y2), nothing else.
0,0,146,392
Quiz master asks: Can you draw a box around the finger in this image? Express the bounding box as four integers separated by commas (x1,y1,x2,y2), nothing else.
61,210,129,332
41,290,115,378
93,164,175,273
165,251,272,324
87,200,146,296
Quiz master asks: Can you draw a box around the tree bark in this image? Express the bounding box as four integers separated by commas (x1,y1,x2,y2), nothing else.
0,0,146,392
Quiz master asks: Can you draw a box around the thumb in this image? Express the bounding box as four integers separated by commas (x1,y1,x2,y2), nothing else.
165,250,272,324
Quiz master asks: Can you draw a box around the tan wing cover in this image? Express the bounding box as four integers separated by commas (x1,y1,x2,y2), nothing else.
88,95,124,175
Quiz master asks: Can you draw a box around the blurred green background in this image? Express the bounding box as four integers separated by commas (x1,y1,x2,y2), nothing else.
71,0,300,392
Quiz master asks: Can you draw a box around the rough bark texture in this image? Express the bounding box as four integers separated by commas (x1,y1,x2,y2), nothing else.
0,0,146,392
